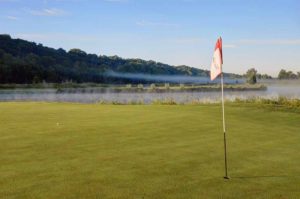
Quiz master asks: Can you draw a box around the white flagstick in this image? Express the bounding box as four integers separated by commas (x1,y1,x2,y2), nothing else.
211,37,229,179
221,72,229,179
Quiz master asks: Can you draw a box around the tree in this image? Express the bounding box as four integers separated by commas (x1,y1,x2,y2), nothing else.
287,71,297,79
256,73,262,79
261,74,272,79
0,34,241,84
245,68,257,84
278,69,287,79
256,73,272,79
68,48,87,55
278,69,298,79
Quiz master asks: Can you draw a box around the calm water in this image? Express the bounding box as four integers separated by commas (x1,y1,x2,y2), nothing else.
1,82,300,104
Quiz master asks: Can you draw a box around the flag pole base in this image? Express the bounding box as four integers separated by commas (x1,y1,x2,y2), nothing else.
224,176,230,180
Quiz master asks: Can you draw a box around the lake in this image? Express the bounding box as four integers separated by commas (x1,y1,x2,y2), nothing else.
0,81,299,104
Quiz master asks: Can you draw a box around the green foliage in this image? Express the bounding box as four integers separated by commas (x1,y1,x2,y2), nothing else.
278,69,298,79
256,73,273,79
32,75,41,84
0,34,225,84
245,68,257,84
164,83,170,89
68,48,87,55
278,69,287,79
179,83,185,89
151,98,178,105
234,96,300,110
150,83,156,90
137,84,143,89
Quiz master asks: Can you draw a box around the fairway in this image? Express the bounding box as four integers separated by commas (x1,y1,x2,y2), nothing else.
0,103,300,199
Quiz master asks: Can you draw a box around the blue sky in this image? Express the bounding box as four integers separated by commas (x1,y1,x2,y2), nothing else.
1,0,299,76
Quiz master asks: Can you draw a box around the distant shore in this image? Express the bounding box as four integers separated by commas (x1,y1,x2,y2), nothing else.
0,83,267,93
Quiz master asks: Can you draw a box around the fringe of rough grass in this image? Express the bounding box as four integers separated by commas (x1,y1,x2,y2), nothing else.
97,100,145,105
97,97,300,109
234,97,300,109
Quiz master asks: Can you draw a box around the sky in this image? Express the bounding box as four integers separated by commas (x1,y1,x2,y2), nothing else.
0,0,299,76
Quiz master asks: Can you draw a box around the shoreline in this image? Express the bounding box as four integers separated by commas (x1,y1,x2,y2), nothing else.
0,83,267,93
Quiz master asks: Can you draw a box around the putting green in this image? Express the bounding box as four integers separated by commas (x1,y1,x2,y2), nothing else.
0,102,299,199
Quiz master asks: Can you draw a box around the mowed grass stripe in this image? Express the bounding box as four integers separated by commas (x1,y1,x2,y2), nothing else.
0,102,300,199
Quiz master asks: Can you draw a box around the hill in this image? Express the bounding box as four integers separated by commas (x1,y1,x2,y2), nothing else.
0,34,240,84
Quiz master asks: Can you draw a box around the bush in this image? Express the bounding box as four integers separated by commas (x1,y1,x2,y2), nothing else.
234,97,300,109
151,98,177,105
150,83,156,90
164,83,170,90
137,84,144,89
180,83,185,89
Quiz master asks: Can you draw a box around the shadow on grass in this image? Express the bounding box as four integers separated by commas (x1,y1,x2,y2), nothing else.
231,175,300,179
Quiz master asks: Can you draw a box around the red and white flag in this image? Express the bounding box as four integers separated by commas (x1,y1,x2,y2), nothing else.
210,37,223,80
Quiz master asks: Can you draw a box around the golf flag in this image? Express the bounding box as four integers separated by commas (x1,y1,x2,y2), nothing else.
210,37,223,80
210,37,229,179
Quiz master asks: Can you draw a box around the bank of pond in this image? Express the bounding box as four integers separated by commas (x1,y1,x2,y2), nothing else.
0,83,267,93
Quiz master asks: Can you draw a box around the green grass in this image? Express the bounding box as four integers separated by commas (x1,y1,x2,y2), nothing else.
0,103,300,199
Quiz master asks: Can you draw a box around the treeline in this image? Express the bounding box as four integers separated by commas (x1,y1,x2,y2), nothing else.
0,34,240,84
244,68,300,84
278,69,300,80
244,68,272,84
257,73,273,80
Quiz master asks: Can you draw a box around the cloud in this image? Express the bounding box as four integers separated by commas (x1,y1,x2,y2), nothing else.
222,39,300,48
28,8,68,16
170,38,202,44
223,44,237,48
136,20,179,28
5,15,19,20
238,39,300,46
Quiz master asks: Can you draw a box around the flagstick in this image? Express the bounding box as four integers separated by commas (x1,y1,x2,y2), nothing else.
221,72,229,179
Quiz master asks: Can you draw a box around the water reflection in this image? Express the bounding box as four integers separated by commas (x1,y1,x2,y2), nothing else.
0,83,299,104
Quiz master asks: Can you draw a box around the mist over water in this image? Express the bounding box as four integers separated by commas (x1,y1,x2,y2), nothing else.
0,80,299,104
105,71,244,84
